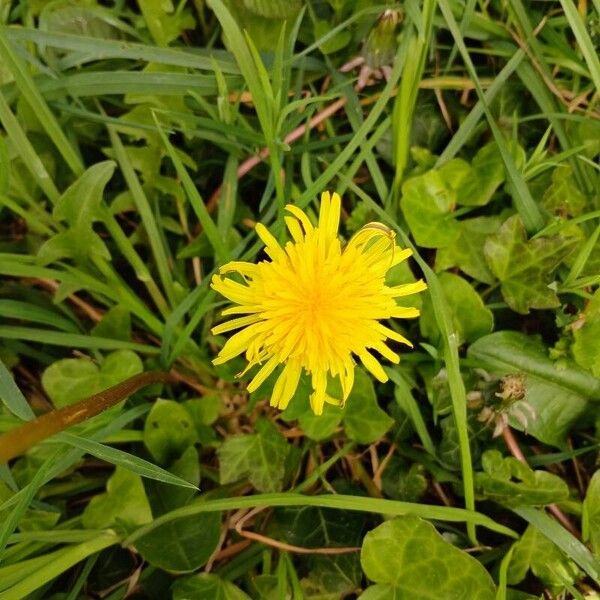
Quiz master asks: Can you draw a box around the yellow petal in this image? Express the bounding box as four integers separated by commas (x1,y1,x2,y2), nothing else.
247,355,279,393
358,350,388,383
285,204,313,234
211,314,263,335
271,360,302,409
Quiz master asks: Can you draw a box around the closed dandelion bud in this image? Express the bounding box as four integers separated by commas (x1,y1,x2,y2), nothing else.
362,8,403,69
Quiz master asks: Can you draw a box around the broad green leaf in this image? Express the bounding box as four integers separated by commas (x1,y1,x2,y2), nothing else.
82,466,152,531
572,290,600,377
583,471,600,559
172,573,251,600
314,19,351,54
483,215,576,313
400,170,460,248
360,516,496,599
543,164,587,217
135,509,221,573
508,525,580,589
143,399,197,464
146,446,200,516
218,418,289,492
420,272,493,345
469,331,600,445
381,458,427,502
439,143,504,207
37,161,115,265
343,369,393,444
41,350,143,408
91,305,132,341
475,450,569,507
436,216,502,284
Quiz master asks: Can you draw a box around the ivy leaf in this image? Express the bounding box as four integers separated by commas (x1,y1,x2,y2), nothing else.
420,272,494,345
343,369,393,444
135,510,221,573
218,418,289,492
41,350,143,408
436,216,502,284
400,170,460,248
82,466,152,531
583,471,600,559
572,289,600,377
143,399,197,465
439,143,504,207
360,516,496,599
475,450,569,507
172,573,251,600
483,215,576,313
543,164,587,217
508,525,580,590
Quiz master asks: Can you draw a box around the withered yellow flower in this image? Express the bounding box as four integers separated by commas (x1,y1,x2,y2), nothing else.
210,192,426,415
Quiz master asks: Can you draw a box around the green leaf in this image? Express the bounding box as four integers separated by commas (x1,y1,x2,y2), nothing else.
469,331,600,446
583,471,600,559
343,369,393,444
135,509,221,573
400,170,460,248
436,216,502,284
37,161,115,265
218,418,289,492
420,272,494,345
543,164,587,217
475,450,569,507
483,215,576,313
172,573,251,600
439,143,504,207
508,525,580,589
145,446,200,516
143,399,197,464
41,350,143,408
572,289,600,377
91,306,132,341
82,466,152,531
360,516,496,599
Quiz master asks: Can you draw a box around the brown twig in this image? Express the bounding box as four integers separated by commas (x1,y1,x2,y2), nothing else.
234,507,359,555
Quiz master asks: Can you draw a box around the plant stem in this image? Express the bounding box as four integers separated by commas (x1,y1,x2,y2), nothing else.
0,371,174,464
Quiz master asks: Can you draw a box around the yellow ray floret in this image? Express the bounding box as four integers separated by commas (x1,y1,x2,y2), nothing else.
210,191,427,415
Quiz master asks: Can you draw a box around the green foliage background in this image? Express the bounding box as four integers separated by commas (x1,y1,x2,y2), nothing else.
0,0,599,598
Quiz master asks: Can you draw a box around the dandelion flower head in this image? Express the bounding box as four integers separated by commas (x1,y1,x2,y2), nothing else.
210,192,426,415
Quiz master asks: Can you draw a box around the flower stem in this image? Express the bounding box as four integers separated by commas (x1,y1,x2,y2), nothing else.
0,371,174,464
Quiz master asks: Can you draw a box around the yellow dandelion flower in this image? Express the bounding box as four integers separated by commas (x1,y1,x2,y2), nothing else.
210,192,426,415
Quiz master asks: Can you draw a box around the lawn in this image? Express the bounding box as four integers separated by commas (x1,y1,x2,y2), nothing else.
0,1,600,598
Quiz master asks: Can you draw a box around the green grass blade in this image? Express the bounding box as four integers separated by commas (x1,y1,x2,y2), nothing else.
1,26,238,72
437,0,545,232
392,0,436,192
0,358,34,421
0,326,160,354
2,532,119,600
558,0,600,93
124,492,517,547
0,29,83,175
334,173,478,543
56,433,198,490
107,125,177,308
152,112,229,265
0,91,60,203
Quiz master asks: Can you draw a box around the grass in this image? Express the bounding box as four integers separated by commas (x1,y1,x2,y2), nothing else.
0,1,599,598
